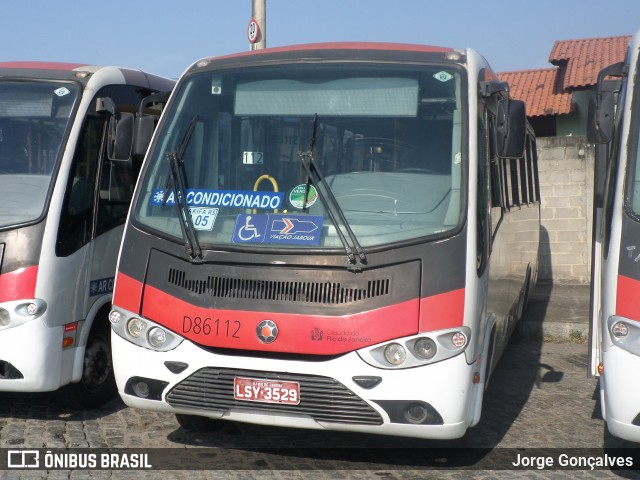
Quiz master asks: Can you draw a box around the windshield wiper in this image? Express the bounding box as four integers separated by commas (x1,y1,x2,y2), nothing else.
298,114,367,269
163,115,202,260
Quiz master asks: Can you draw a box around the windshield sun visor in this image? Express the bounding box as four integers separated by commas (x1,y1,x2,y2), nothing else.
235,78,419,117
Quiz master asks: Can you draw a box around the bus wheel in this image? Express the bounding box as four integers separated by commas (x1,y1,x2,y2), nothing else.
175,414,221,432
69,321,117,408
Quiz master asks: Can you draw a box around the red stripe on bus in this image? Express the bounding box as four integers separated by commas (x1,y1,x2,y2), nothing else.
0,265,38,302
141,284,420,355
419,288,465,332
113,272,143,314
616,274,640,320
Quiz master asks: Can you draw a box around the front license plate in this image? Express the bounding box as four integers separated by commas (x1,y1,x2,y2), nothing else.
233,376,300,405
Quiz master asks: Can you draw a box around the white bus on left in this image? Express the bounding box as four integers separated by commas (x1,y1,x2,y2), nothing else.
0,62,173,406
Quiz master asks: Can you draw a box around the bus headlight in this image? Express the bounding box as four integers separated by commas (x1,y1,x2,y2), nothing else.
0,299,47,331
413,337,437,360
384,343,407,366
109,310,122,324
0,309,9,327
110,307,183,352
611,321,628,338
26,303,38,316
148,327,168,348
358,327,471,369
127,318,147,338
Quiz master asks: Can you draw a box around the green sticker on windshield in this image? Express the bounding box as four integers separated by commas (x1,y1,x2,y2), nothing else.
289,184,318,209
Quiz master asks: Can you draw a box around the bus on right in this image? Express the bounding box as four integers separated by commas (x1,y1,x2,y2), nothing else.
589,30,640,442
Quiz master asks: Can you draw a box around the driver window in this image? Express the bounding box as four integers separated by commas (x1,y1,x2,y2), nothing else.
56,84,153,256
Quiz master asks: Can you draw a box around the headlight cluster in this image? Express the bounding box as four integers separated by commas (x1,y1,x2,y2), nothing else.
110,308,183,352
608,315,640,356
0,299,46,331
358,327,471,369
0,309,10,327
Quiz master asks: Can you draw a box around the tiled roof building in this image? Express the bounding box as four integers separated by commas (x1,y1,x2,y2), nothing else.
499,68,573,117
498,34,630,136
549,35,631,89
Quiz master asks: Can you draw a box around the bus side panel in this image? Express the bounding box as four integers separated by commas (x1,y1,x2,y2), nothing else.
0,221,45,302
418,288,465,331
486,202,540,372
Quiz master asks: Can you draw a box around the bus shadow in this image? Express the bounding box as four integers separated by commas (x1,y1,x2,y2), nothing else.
0,389,126,422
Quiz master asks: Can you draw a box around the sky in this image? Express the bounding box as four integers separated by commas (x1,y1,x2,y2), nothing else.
0,0,638,79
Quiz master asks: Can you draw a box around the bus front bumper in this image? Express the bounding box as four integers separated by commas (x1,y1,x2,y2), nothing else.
112,331,477,440
0,317,68,392
600,345,640,442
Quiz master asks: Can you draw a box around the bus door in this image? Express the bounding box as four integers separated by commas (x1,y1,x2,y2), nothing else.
587,65,625,376
52,85,162,394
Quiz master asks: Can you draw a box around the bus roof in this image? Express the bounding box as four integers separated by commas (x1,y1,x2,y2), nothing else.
0,61,175,92
0,61,94,71
189,42,464,73
229,41,455,56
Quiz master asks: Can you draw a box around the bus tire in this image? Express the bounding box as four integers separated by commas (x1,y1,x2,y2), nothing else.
511,314,525,344
68,317,117,408
175,414,221,432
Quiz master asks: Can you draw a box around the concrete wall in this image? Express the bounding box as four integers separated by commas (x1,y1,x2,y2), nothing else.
536,135,594,284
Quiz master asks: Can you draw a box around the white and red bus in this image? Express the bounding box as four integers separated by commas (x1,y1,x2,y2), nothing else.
0,62,173,406
110,43,540,439
588,31,640,442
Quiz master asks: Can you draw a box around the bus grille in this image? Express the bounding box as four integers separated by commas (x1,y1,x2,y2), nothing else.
167,268,390,305
165,367,383,425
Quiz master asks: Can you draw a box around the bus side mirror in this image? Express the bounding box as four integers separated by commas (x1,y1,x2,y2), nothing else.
107,112,134,163
97,96,133,163
587,61,625,145
132,115,155,161
497,98,526,158
587,90,615,144
131,91,171,162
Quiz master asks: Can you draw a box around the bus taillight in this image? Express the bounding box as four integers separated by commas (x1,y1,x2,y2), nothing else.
62,322,77,348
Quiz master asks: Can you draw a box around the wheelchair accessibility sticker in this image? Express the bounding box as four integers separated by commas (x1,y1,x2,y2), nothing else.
232,214,323,245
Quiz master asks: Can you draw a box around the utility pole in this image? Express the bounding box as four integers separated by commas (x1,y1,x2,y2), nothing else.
249,0,266,50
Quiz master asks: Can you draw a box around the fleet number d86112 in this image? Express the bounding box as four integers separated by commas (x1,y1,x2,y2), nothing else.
182,316,241,338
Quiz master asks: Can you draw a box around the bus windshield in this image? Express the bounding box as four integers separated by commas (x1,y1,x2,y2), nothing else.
135,64,464,250
0,80,79,228
628,49,640,216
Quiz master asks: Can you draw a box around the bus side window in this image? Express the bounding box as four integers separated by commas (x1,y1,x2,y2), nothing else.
95,85,154,236
487,113,503,236
56,115,103,257
477,110,491,273
57,85,154,256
